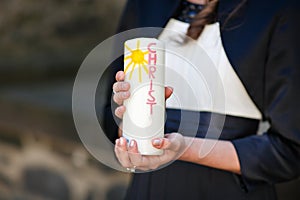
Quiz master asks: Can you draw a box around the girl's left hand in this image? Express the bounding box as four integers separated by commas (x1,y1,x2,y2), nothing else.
115,133,186,171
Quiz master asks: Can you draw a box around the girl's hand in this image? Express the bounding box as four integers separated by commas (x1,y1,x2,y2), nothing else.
112,71,131,119
112,71,173,119
114,133,186,171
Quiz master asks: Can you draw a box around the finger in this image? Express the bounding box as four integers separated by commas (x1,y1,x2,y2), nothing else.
112,81,130,93
152,138,172,150
127,140,143,167
114,137,132,168
115,106,125,119
113,91,130,105
115,71,125,82
127,140,161,170
165,86,173,100
165,134,183,151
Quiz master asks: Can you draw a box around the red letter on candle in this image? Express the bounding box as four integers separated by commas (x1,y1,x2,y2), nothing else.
148,43,157,65
147,80,156,115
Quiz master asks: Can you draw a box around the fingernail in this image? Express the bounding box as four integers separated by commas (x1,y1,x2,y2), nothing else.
153,139,162,146
120,138,124,145
115,139,119,145
117,106,123,113
129,140,135,148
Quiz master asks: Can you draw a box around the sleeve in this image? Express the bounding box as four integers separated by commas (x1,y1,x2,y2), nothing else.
231,7,300,191
99,0,140,142
98,58,122,142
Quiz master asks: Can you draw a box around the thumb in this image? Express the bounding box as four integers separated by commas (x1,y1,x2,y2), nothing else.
165,86,173,100
152,138,171,149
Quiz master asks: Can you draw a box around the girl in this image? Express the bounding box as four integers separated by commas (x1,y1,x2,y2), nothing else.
110,0,300,199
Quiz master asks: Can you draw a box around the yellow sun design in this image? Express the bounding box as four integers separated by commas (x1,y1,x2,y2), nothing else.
124,40,149,82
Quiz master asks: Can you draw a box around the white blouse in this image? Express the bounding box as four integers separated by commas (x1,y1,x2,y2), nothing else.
159,18,262,120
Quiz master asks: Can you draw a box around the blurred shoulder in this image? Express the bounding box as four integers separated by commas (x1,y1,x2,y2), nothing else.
249,0,296,16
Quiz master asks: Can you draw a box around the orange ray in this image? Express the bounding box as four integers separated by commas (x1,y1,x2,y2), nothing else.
142,59,148,64
129,63,136,80
124,60,133,74
142,64,149,74
124,55,132,60
139,64,142,82
125,44,133,52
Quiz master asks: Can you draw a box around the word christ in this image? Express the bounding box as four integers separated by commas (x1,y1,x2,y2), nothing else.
146,43,157,115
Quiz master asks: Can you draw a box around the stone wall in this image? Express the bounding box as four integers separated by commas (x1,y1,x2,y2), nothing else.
0,1,131,200
0,0,125,83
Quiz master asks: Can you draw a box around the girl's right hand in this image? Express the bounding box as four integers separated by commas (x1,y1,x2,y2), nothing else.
112,71,130,119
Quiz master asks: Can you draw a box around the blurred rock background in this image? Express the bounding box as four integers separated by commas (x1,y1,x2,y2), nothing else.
0,0,122,82
0,0,130,199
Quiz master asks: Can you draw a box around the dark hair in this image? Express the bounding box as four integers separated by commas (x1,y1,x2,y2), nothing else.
186,0,247,40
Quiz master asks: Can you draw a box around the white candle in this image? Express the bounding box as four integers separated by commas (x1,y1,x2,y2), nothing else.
122,38,165,155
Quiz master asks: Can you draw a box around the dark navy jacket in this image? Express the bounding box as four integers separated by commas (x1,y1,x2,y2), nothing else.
104,0,300,191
